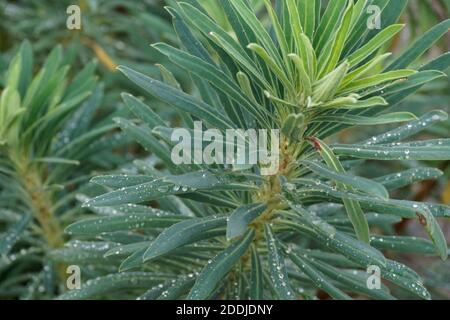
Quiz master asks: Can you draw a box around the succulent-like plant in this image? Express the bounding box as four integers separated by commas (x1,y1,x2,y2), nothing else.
0,0,198,129
0,0,174,70
0,42,129,299
61,0,450,300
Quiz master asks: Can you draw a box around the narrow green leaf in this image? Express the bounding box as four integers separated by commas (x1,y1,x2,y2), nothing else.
298,0,316,39
307,138,370,243
375,168,443,190
347,24,405,67
113,118,174,167
91,175,155,190
56,273,164,300
265,225,296,300
289,251,352,300
85,171,257,207
331,143,450,161
340,70,417,94
0,213,31,255
310,259,395,300
288,53,312,96
32,157,79,166
313,62,349,102
321,0,353,75
370,236,436,255
153,43,269,125
229,0,283,67
158,277,196,300
312,112,417,125
283,200,386,268
121,93,165,129
361,110,448,145
301,159,389,198
117,66,234,130
386,19,450,71
227,203,267,240
65,212,187,236
250,245,263,300
314,0,348,54
143,215,227,261
381,70,446,97
188,230,254,300
247,43,294,92
291,180,448,260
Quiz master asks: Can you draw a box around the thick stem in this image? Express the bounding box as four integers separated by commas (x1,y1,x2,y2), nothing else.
231,137,298,287
12,153,67,286
20,169,64,248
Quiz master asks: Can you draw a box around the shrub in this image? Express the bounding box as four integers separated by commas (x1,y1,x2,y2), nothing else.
13,0,450,300
0,42,127,298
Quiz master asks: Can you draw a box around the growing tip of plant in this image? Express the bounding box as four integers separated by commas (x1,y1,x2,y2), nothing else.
163,6,175,17
120,92,132,100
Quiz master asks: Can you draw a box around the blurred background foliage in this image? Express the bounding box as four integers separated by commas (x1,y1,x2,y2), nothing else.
406,0,450,51
0,0,192,121
0,0,448,299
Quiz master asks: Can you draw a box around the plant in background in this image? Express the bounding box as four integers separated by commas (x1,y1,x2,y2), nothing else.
0,0,201,128
0,0,174,70
61,0,450,300
0,0,192,300
0,42,129,299
0,0,191,105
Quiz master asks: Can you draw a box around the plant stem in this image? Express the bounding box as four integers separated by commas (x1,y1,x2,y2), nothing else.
20,168,64,248
11,152,67,286
11,152,64,248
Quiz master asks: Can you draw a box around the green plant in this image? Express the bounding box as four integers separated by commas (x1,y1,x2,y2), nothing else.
0,0,173,69
0,42,129,299
61,0,450,300
0,0,191,110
